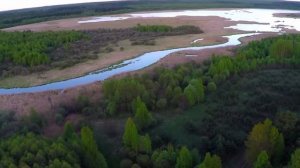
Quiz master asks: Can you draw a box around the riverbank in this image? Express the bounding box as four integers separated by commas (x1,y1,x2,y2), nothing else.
2,8,299,88
0,8,299,114
0,15,245,88
0,33,276,115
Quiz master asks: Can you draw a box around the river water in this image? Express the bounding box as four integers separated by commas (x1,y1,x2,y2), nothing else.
1,8,300,95
0,33,258,94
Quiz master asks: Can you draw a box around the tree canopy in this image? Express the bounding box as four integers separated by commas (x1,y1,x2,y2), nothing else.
254,151,272,168
0,133,80,168
197,152,222,168
0,31,82,66
245,119,284,164
123,118,139,151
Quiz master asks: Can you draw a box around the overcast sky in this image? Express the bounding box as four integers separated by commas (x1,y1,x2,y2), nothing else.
0,0,123,12
1,0,300,12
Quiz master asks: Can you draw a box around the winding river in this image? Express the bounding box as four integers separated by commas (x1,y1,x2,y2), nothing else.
1,8,300,95
0,33,258,95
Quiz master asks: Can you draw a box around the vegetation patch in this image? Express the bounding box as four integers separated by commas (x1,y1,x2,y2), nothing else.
0,34,300,167
0,25,202,78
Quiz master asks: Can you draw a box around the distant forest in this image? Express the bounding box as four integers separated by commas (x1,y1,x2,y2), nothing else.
0,0,300,29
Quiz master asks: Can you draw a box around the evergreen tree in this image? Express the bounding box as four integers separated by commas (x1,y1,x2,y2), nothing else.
80,127,108,168
134,97,153,130
197,152,222,168
123,118,139,151
254,151,272,168
175,146,193,168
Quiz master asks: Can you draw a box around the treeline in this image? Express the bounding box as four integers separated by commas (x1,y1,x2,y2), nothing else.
0,31,83,66
135,24,202,34
136,24,173,32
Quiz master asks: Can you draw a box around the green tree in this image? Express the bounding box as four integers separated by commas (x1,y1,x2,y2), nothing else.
254,151,272,168
190,78,205,103
290,149,300,168
123,118,139,151
0,133,80,168
138,134,152,154
183,84,197,106
175,146,193,168
80,127,108,168
151,145,177,168
103,78,147,114
245,119,284,164
63,122,77,141
197,152,222,168
207,82,217,92
133,97,153,130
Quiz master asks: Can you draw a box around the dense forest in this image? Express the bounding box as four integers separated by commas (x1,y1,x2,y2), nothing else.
0,34,299,167
0,25,202,78
0,31,83,66
0,0,300,29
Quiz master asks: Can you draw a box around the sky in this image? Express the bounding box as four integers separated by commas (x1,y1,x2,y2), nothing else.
1,0,300,12
0,0,123,12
